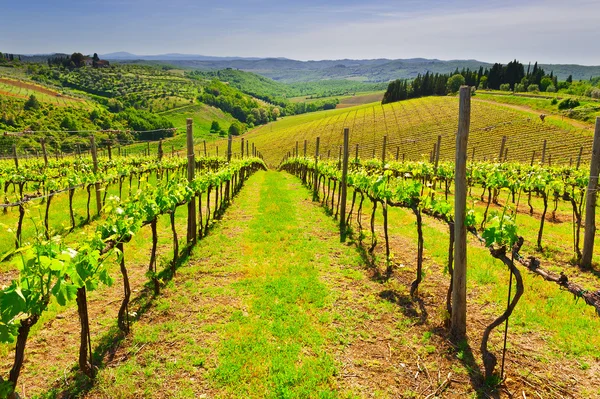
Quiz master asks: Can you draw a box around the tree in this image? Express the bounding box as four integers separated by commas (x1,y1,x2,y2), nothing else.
499,83,511,91
70,52,85,68
228,122,243,136
24,95,40,110
566,75,573,84
210,120,220,133
447,74,466,93
546,85,556,93
527,84,540,92
540,77,553,92
478,76,488,90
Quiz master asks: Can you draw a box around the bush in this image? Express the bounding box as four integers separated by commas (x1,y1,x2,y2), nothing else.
24,95,40,110
514,84,526,92
527,84,540,92
591,88,600,99
228,121,243,136
210,120,220,133
499,83,511,91
551,98,558,105
558,98,580,110
546,85,556,93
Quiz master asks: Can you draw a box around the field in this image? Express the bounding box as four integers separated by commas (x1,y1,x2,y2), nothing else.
236,96,596,166
0,77,87,108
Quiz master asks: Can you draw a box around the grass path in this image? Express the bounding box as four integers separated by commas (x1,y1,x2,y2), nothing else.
35,170,599,399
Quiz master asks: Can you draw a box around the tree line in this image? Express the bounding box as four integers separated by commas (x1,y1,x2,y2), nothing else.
382,60,567,104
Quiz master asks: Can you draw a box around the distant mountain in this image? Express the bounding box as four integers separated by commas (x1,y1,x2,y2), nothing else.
100,52,265,61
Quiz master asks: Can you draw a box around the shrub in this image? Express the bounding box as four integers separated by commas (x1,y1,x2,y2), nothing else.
546,85,556,93
591,88,600,99
499,83,511,91
24,95,40,110
551,98,558,105
527,84,540,92
514,84,526,92
558,98,580,110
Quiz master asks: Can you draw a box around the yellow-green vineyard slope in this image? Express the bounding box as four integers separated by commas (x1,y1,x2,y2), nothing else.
243,96,595,166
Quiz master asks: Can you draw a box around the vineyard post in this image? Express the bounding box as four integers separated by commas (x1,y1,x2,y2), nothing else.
328,149,331,159
372,148,375,159
227,134,232,162
382,135,387,163
246,140,249,157
471,147,475,162
541,140,547,164
338,146,342,167
90,136,102,215
548,154,552,166
12,144,18,170
241,138,245,159
304,140,307,157
186,118,197,244
41,138,48,168
107,144,112,160
498,136,506,162
577,146,583,169
451,86,471,341
252,143,255,157
503,147,508,162
147,142,150,156
396,146,399,161
530,151,536,166
216,146,219,157
204,140,207,157
313,137,320,200
340,128,350,241
171,145,174,157
158,139,163,161
118,146,121,157
77,144,81,157
435,135,442,170
355,144,359,161
581,117,600,268
296,141,299,158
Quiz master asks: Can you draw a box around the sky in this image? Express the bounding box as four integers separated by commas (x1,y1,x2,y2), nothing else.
1,0,599,65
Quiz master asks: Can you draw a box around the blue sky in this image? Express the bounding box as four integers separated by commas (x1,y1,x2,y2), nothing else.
1,0,599,64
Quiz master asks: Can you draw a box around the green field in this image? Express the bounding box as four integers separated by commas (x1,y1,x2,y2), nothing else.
235,96,596,166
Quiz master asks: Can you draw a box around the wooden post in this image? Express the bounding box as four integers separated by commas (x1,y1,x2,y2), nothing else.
435,135,442,170
90,136,102,215
157,140,163,161
471,147,475,162
451,86,470,341
328,149,331,159
498,136,507,162
581,117,600,268
216,146,219,157
77,144,81,157
340,128,350,240
241,138,245,159
541,140,547,164
503,147,508,162
372,148,375,159
313,137,320,199
203,140,207,157
577,146,583,169
355,144,359,161
382,135,387,163
147,142,150,157
227,135,232,162
252,143,255,157
41,138,48,168
12,144,18,170
186,118,197,244
246,140,249,157
396,146,399,161
548,154,552,166
107,144,112,160
530,151,536,166
295,141,299,159
303,140,307,157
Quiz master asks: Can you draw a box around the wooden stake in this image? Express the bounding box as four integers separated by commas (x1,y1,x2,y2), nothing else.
396,146,399,161
498,136,507,162
41,138,48,168
451,86,470,341
227,134,232,162
577,146,583,169
241,138,245,159
12,144,18,170
435,135,442,170
90,136,102,215
203,140,207,157
340,128,350,240
581,117,600,268
382,135,387,163
303,140,307,157
313,137,320,199
541,140,547,164
186,118,196,244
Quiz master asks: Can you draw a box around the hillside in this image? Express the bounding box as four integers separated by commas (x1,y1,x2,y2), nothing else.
123,57,600,82
233,96,596,166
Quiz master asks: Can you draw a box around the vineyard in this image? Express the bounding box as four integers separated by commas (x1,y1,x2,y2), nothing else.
240,96,595,166
0,89,599,398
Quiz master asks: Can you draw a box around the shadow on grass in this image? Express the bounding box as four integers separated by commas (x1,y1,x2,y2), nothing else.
38,179,254,399
379,289,428,325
